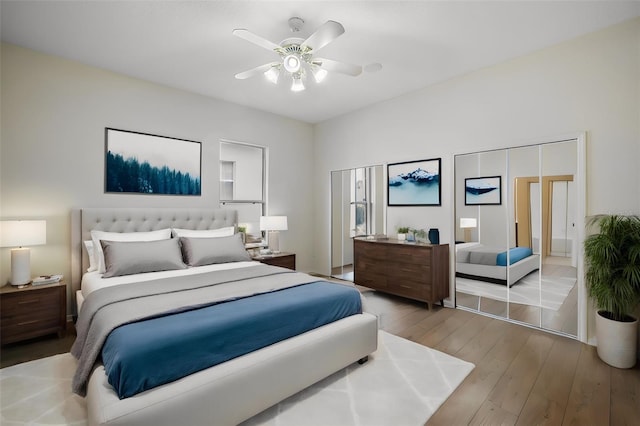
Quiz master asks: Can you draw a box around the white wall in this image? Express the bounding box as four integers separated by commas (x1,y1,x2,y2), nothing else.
313,18,640,341
0,43,315,308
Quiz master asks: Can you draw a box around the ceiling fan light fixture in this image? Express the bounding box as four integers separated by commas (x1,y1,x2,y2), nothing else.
264,66,280,84
291,75,305,92
311,66,328,83
283,54,301,73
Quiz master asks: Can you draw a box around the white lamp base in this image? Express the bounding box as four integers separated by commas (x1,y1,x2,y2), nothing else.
268,231,281,254
10,247,31,286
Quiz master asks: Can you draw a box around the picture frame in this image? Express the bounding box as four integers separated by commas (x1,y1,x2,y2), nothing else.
387,158,441,206
465,176,502,205
105,128,201,195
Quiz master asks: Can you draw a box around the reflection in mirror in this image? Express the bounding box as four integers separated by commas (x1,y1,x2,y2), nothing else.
508,145,542,329
541,141,578,336
455,150,508,319
219,141,265,243
331,166,384,281
454,139,580,339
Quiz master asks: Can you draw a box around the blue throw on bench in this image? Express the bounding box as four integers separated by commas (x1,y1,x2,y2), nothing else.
101,281,362,399
496,247,533,266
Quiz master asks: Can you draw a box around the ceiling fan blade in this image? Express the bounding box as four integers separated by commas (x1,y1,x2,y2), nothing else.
235,63,276,80
233,29,281,52
300,20,345,52
314,58,362,76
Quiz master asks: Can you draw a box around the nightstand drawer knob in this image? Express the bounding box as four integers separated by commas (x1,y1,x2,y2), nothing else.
17,320,39,326
18,299,40,305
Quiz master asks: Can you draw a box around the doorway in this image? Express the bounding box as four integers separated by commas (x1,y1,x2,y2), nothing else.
331,165,384,281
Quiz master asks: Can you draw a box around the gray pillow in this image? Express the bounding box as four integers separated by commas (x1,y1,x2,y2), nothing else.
180,233,251,267
101,239,187,278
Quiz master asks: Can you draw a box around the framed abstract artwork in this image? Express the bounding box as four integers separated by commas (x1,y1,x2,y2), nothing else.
387,158,441,206
105,128,201,195
465,176,502,205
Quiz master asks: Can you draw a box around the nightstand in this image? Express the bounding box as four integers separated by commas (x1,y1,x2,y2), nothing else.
0,281,67,345
252,252,296,270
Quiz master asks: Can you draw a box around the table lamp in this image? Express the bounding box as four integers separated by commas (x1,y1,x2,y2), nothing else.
460,218,477,243
0,220,47,286
260,216,288,253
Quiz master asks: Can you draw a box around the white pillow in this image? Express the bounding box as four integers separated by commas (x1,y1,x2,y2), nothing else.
84,240,97,272
91,228,172,273
171,226,235,238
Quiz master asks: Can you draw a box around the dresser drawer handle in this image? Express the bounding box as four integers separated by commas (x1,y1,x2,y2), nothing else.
18,299,40,305
17,320,39,326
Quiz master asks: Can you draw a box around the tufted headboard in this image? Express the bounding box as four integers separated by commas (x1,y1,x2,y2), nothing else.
70,208,237,309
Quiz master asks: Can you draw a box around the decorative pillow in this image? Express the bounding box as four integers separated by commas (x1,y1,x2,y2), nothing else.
180,233,251,267
84,240,97,272
91,228,172,273
171,226,235,238
101,239,186,278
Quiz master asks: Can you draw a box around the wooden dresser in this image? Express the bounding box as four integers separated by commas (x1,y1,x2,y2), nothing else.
354,238,449,309
0,281,67,345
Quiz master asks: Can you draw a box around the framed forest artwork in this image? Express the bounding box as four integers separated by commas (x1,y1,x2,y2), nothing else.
105,128,201,195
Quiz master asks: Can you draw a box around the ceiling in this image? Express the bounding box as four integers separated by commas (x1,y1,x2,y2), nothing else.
1,1,638,124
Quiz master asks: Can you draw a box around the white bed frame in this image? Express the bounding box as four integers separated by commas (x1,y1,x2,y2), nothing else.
455,243,540,287
74,208,378,426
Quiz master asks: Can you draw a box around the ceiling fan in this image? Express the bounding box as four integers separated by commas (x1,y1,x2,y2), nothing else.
233,17,362,92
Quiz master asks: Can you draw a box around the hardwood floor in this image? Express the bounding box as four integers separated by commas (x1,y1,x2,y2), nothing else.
358,287,640,426
1,290,638,425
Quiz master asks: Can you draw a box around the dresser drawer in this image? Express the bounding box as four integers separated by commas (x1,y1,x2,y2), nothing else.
355,270,387,290
390,262,431,276
354,258,386,276
388,246,432,266
387,282,427,301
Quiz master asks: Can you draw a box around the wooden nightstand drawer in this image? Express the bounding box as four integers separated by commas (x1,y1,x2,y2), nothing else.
0,282,67,345
253,253,296,270
1,287,61,317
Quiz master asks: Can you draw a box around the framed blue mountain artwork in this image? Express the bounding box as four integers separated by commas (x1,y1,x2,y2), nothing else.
105,128,201,196
465,176,501,205
387,158,441,206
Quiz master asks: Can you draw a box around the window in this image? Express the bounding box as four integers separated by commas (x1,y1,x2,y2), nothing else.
219,140,266,245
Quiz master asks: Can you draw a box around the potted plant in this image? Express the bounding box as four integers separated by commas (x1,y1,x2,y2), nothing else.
584,214,640,368
411,228,427,242
397,227,410,241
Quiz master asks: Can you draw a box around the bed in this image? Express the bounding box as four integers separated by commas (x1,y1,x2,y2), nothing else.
71,208,378,426
455,242,540,287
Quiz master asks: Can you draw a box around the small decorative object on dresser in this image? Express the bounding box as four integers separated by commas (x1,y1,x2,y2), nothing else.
252,252,296,270
0,281,66,345
354,238,449,309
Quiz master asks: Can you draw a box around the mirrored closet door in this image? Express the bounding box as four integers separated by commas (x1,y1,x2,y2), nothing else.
331,165,384,281
454,138,584,338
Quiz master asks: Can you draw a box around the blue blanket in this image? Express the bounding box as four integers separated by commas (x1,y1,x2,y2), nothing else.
496,247,533,266
101,281,362,399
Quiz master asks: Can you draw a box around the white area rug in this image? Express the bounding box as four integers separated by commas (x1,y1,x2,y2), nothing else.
1,331,474,426
456,265,576,310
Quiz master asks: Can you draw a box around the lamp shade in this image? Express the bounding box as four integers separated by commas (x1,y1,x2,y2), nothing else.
0,220,47,247
260,216,288,231
460,218,477,229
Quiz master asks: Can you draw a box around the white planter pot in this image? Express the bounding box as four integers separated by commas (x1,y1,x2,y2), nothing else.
595,310,638,369
397,233,406,241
